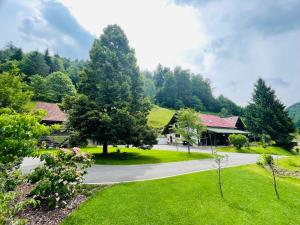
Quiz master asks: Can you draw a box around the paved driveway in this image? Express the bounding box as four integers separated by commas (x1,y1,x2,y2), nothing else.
84,148,260,184
21,145,271,184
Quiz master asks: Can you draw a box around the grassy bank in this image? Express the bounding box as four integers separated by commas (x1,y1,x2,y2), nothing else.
62,164,300,225
216,145,293,156
277,156,300,171
147,105,175,129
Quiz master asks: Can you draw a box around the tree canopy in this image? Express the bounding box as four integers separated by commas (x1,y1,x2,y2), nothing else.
64,25,157,154
30,72,76,102
0,65,32,112
175,108,205,153
245,78,295,149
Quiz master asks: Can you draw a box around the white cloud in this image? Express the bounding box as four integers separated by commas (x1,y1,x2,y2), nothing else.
1,0,299,106
59,0,208,71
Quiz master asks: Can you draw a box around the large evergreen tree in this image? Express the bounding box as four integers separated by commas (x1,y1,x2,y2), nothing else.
245,78,295,149
217,95,243,116
160,72,178,108
191,75,219,112
64,25,156,155
174,67,192,107
21,51,49,78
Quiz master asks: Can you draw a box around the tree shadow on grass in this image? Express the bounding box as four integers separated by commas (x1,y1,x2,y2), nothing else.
92,151,162,165
224,199,259,215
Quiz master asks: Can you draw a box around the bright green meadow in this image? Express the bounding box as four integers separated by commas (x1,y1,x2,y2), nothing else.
147,105,175,129
61,164,300,225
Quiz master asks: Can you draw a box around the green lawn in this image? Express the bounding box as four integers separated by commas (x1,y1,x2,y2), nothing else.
147,105,175,129
216,145,293,156
277,156,300,171
34,147,212,165
62,165,300,225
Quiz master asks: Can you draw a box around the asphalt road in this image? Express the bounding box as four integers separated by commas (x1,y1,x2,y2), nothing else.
21,145,269,184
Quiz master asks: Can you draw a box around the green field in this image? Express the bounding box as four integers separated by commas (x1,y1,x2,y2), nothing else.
147,105,175,129
62,164,300,225
216,145,293,156
277,156,300,171
34,147,212,165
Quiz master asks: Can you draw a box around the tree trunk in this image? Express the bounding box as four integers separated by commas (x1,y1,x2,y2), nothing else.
271,166,280,199
218,161,224,198
103,142,108,156
188,144,190,154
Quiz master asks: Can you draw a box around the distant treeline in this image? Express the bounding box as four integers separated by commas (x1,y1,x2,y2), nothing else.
142,65,243,116
0,43,243,116
0,43,84,103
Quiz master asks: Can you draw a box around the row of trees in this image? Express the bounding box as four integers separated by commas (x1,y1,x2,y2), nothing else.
0,43,84,103
0,42,243,116
0,44,85,85
143,65,243,116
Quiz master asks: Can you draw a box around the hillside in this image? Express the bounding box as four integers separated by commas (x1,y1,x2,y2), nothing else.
147,105,175,129
288,102,300,129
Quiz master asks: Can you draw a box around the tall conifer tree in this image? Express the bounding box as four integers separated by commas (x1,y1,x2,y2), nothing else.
245,78,295,149
64,25,156,155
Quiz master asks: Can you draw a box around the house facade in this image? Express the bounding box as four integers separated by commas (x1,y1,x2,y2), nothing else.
163,113,249,146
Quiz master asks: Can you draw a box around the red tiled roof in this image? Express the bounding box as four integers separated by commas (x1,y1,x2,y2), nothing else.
35,102,67,122
223,116,239,128
199,114,237,129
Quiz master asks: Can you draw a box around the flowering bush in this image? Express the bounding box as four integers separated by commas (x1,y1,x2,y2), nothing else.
28,147,93,208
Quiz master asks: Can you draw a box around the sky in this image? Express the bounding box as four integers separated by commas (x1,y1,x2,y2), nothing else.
0,0,299,106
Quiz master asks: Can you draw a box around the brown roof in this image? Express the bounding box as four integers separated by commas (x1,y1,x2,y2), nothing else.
35,102,67,122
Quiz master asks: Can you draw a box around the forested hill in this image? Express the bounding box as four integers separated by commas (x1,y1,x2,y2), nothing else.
288,102,300,129
143,65,243,116
0,43,243,116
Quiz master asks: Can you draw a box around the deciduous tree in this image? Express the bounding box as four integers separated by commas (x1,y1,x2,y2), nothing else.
175,108,205,153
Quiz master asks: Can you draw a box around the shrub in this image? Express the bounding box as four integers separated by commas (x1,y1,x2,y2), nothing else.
0,110,54,164
0,161,23,192
261,134,273,148
0,162,38,225
68,131,88,147
228,134,248,149
0,191,38,225
28,148,93,208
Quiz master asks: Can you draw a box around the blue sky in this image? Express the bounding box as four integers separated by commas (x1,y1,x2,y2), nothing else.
0,0,299,106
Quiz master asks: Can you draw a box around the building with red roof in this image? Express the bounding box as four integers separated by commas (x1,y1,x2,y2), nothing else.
163,112,248,146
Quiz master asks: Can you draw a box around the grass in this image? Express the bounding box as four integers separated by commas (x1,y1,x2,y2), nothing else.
61,164,300,225
34,147,212,165
277,156,300,171
147,105,175,129
216,145,293,156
